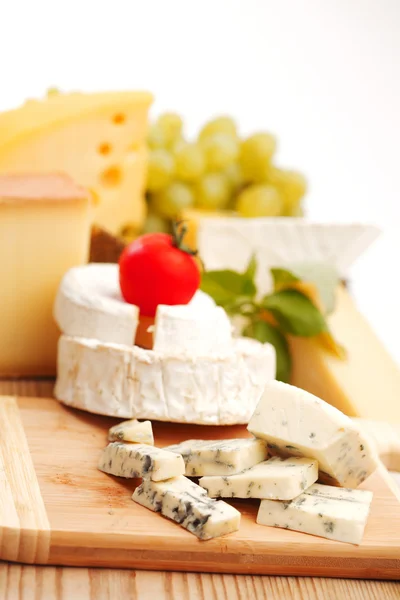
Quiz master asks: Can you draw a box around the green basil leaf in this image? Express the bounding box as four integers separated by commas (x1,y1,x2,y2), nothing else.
270,267,300,289
287,262,340,315
245,254,257,282
200,268,256,307
262,289,328,337
243,320,291,383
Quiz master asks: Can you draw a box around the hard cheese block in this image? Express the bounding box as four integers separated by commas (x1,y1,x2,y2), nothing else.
98,442,185,481
108,419,154,445
199,456,318,500
164,438,269,476
290,286,400,422
54,264,139,345
248,380,378,487
133,476,240,540
257,483,373,545
0,90,153,235
0,173,91,376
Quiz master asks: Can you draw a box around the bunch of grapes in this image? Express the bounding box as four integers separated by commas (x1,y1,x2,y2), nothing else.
142,113,307,234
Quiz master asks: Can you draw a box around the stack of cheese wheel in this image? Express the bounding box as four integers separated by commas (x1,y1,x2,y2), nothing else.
53,263,276,424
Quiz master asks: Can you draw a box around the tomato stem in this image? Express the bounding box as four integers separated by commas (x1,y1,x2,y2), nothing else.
172,221,199,257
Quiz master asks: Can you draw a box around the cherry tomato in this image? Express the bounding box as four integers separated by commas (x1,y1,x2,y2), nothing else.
119,232,201,317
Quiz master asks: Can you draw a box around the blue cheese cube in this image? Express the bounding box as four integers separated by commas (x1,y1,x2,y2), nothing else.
98,442,185,481
164,437,268,476
108,419,154,445
248,381,378,487
199,456,318,500
132,475,208,512
257,483,373,545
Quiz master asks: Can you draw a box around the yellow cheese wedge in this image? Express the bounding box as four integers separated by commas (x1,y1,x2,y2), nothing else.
289,286,400,422
0,173,91,376
0,90,153,235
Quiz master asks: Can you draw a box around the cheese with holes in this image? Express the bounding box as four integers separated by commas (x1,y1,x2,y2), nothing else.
0,90,152,235
257,483,373,545
200,456,318,500
0,173,91,376
290,286,400,422
108,419,154,445
247,380,378,487
132,475,207,512
164,438,268,476
98,442,184,481
55,335,275,424
54,264,139,345
153,304,232,357
163,489,240,540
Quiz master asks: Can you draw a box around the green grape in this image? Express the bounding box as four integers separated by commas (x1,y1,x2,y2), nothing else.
224,162,243,193
194,173,231,210
142,212,171,234
156,112,183,146
267,167,307,215
151,182,194,218
236,184,283,217
175,143,206,182
201,133,239,171
199,116,237,142
147,124,168,149
240,133,277,182
147,149,175,192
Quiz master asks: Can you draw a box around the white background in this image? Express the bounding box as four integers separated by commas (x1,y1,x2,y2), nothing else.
1,0,399,361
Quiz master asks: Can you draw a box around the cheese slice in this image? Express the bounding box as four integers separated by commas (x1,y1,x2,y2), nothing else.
247,380,378,487
199,456,318,500
132,475,208,512
164,438,268,476
55,335,275,424
0,173,91,376
0,90,153,235
54,263,139,345
257,483,373,545
290,286,400,422
153,303,233,357
108,419,154,445
98,441,185,481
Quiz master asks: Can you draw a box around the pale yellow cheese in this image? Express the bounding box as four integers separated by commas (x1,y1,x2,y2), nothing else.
290,286,400,422
181,208,235,251
0,91,153,235
0,173,91,376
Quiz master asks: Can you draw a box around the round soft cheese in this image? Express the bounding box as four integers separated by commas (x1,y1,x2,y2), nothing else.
54,263,216,346
54,335,276,425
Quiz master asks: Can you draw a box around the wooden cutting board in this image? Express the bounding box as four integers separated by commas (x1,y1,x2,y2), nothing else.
0,395,399,580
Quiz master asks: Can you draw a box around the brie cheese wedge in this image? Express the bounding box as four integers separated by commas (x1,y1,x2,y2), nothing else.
55,335,276,424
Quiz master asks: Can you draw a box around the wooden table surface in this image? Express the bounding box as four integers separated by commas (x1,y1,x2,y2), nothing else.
1,379,399,600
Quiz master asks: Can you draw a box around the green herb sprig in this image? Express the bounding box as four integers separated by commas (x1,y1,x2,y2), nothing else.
200,258,343,383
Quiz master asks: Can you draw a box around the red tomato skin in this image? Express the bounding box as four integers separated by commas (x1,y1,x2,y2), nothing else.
119,233,201,317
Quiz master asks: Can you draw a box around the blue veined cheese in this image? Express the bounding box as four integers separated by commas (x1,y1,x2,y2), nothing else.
108,419,154,445
199,456,318,500
98,442,185,481
132,475,240,540
132,475,208,511
162,490,240,540
55,335,275,424
248,381,378,487
153,303,232,357
164,437,268,476
257,483,373,545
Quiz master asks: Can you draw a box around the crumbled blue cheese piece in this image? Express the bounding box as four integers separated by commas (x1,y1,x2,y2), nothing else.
98,442,184,481
199,456,318,500
257,483,373,545
108,419,154,445
248,380,378,487
132,475,240,540
164,437,268,476
132,475,208,512
162,491,240,540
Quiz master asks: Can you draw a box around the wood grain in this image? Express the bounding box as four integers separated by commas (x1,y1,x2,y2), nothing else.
0,379,399,599
0,396,50,563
